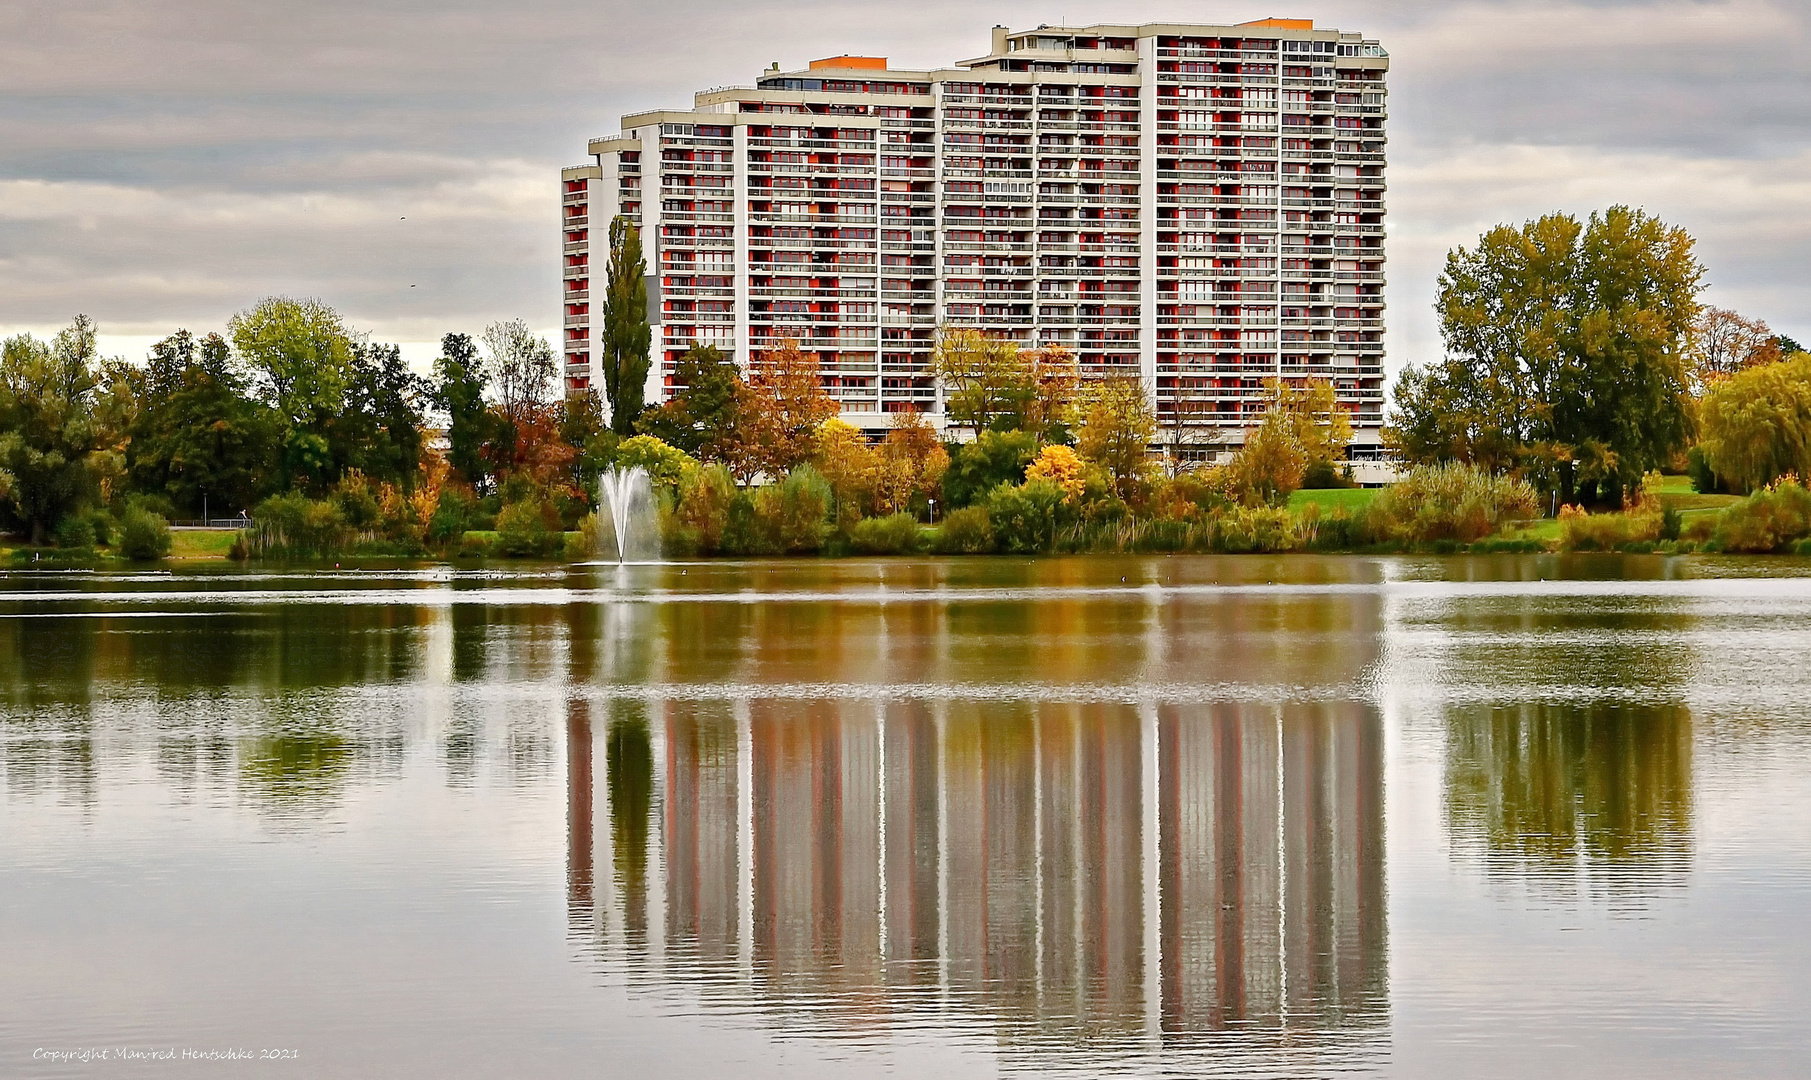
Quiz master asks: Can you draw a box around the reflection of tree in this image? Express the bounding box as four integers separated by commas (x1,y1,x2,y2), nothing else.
607,702,653,937
1445,702,1693,899
238,731,354,809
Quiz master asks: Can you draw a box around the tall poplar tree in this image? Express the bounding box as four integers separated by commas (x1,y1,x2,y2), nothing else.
600,215,651,436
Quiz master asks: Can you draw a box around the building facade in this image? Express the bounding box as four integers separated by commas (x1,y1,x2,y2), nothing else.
560,19,1388,457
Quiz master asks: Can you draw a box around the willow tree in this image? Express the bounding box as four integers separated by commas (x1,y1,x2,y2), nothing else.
599,216,651,435
1698,352,1811,492
1387,206,1702,504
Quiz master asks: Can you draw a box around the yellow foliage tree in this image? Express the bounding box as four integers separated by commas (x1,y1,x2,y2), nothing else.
1074,377,1155,500
1025,444,1085,503
813,417,880,514
874,409,949,514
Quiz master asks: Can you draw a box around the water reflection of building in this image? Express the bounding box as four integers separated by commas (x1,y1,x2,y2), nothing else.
567,692,1387,1061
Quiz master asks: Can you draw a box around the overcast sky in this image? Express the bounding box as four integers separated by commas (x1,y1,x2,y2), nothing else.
2,0,1807,371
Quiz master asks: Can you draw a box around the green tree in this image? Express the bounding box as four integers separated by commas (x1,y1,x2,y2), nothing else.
635,343,739,457
228,297,360,490
127,329,281,516
433,332,493,490
332,342,428,487
0,316,131,543
1388,206,1702,504
1697,352,1811,492
600,216,651,435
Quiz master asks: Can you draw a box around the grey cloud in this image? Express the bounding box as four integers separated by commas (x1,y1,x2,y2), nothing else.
0,0,1807,360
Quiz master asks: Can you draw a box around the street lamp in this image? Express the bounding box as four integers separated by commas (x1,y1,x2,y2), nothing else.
928,498,937,526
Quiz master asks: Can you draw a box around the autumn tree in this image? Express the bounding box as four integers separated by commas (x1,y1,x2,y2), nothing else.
812,418,879,515
874,409,949,514
1387,206,1702,503
1689,307,1781,389
726,339,837,482
1219,407,1308,506
933,328,1029,437
1262,378,1352,486
1697,352,1811,492
600,215,651,435
1074,377,1156,500
477,319,570,482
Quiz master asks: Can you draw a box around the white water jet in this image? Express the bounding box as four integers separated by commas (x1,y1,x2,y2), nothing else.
596,466,660,563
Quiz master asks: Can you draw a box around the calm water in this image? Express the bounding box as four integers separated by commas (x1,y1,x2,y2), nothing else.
4,555,1811,1077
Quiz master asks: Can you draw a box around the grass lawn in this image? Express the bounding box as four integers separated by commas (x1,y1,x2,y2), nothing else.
1500,518,1563,543
1287,488,1378,513
1651,473,1741,511
169,530,238,559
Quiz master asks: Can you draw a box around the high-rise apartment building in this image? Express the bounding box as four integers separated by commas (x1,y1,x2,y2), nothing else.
560,19,1388,459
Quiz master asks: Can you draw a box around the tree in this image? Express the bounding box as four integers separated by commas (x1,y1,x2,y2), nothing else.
333,342,429,488
1220,408,1308,506
1025,444,1085,502
812,418,879,515
725,339,837,482
1003,342,1078,441
127,329,281,515
1689,307,1780,388
1261,378,1351,486
0,316,130,543
228,297,360,490
480,319,565,482
933,327,1030,437
1697,352,1811,492
874,410,948,514
635,343,740,457
1388,206,1701,504
600,215,652,435
1074,377,1156,500
434,332,494,490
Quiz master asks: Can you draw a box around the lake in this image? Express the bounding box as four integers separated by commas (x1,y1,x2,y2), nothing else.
3,555,1810,1077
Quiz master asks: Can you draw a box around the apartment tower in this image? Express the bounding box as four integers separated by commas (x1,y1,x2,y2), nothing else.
560,20,1387,459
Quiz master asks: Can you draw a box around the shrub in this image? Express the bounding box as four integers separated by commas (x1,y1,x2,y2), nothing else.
749,465,832,554
247,493,351,558
332,472,381,534
673,463,737,553
117,507,172,561
1363,463,1540,544
84,509,116,547
495,498,560,557
427,487,477,548
940,430,1040,508
1713,481,1811,553
612,434,696,493
1558,503,1662,551
718,489,765,556
849,512,925,555
53,515,96,550
986,480,1069,554
933,505,994,554
1209,503,1302,553
1660,504,1683,541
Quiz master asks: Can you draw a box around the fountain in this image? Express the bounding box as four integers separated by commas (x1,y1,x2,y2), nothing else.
596,466,660,563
